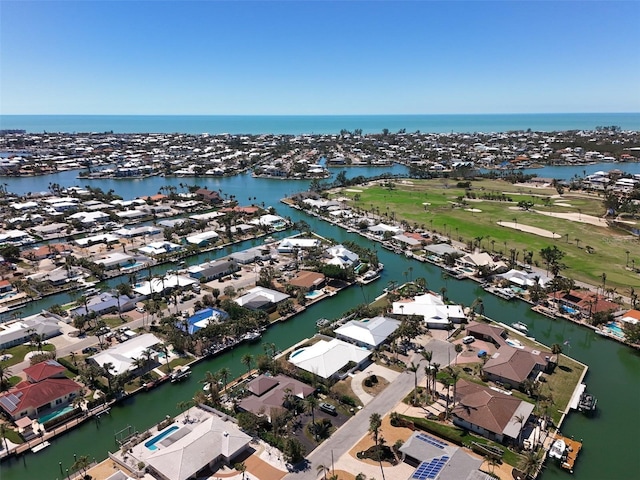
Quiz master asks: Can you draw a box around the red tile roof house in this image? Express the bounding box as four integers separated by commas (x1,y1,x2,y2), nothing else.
482,345,552,390
451,379,534,445
0,279,13,294
556,289,619,318
0,360,82,422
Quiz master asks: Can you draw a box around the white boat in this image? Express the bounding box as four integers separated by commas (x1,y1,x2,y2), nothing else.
357,263,383,284
511,321,529,334
548,438,567,460
31,441,51,453
170,366,191,383
242,331,262,343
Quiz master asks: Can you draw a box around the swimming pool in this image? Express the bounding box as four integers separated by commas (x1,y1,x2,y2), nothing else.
145,425,179,451
561,305,578,315
38,405,75,424
122,261,145,271
305,290,324,300
605,322,625,338
290,348,307,358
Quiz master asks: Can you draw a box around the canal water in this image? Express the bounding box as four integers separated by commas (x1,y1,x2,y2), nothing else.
1,167,639,480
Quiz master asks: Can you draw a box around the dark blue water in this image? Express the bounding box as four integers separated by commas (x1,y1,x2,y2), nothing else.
1,113,638,135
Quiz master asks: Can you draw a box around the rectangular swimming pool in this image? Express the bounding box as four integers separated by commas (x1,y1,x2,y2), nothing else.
145,425,179,451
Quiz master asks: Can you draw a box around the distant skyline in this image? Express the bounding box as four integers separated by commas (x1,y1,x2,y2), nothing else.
1,1,639,115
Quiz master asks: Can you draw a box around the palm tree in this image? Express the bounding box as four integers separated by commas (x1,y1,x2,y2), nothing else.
551,343,563,368
519,449,544,478
431,362,441,398
218,367,231,391
316,464,330,480
0,423,10,453
514,413,526,446
369,412,382,447
0,364,12,392
305,395,319,440
368,412,386,480
421,350,433,399
407,362,420,405
234,461,247,480
241,354,253,374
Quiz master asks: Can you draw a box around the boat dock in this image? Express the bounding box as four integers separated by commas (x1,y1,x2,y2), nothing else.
553,434,583,473
568,383,587,411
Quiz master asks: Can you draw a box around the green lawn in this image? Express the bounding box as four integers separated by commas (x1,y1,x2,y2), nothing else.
401,415,523,467
332,178,640,292
0,344,55,368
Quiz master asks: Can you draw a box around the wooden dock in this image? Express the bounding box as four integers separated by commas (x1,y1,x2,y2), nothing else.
556,434,583,473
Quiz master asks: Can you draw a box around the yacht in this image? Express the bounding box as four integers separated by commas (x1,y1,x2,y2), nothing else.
170,365,191,383
548,438,566,460
578,389,597,414
511,321,529,334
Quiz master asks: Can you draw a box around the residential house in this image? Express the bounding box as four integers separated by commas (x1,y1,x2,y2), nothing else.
188,259,239,282
0,312,62,349
399,432,491,480
0,360,82,421
194,188,223,204
276,237,322,254
482,345,552,390
334,316,400,349
325,244,359,269
451,379,534,444
392,292,466,328
88,333,161,375
181,308,229,335
234,286,290,312
288,338,371,380
133,413,251,480
465,321,508,347
556,289,619,317
238,374,314,422
288,270,326,291
70,292,138,317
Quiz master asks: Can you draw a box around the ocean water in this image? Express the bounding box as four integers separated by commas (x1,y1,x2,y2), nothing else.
1,113,639,135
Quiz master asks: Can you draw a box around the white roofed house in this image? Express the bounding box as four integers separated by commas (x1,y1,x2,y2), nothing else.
249,214,288,231
276,237,322,254
234,286,290,313
68,210,110,225
334,316,401,349
138,241,182,256
459,252,507,274
88,333,162,376
133,274,197,297
288,338,371,380
324,244,360,269
392,292,466,329
94,252,135,270
128,411,251,480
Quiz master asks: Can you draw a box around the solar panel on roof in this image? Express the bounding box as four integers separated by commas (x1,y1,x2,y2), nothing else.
415,432,448,449
412,456,450,480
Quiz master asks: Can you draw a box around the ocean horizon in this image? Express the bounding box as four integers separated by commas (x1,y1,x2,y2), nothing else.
1,113,639,135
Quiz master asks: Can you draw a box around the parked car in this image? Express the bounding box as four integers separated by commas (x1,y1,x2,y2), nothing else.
462,335,475,344
319,402,337,415
82,346,98,355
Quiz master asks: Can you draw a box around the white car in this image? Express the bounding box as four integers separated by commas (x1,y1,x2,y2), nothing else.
462,335,475,344
136,306,145,313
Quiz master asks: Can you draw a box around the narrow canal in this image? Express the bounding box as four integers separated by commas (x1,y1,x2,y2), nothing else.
1,167,639,480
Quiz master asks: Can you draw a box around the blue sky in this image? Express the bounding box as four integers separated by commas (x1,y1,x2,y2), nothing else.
1,1,639,115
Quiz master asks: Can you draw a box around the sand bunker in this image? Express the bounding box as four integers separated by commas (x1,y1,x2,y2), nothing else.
554,202,573,207
422,202,431,206
465,208,482,213
497,221,561,239
534,210,608,227
345,189,363,193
